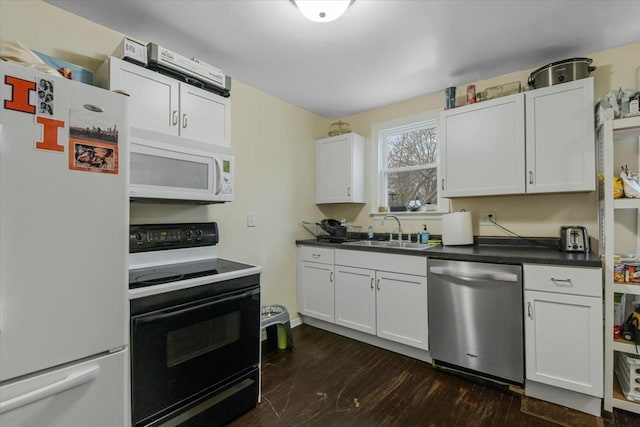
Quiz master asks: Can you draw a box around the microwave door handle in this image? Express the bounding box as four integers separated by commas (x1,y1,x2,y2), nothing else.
214,157,223,195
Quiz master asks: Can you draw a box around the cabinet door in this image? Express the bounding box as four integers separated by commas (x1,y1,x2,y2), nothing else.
335,266,376,335
525,78,595,193
315,133,365,203
376,271,428,350
440,93,526,197
299,261,334,322
524,290,603,397
109,59,179,136
179,83,231,146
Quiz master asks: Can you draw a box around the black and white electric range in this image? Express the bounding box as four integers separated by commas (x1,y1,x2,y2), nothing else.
128,222,261,427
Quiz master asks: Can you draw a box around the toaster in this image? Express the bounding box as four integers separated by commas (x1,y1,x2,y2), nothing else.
560,226,590,252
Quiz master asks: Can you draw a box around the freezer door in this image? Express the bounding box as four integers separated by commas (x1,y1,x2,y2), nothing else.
0,62,129,381
0,349,128,427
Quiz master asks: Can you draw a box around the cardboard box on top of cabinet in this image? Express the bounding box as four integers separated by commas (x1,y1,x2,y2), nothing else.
32,50,93,85
112,37,148,66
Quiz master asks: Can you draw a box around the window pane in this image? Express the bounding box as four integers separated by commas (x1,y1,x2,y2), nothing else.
386,127,438,169
386,168,438,209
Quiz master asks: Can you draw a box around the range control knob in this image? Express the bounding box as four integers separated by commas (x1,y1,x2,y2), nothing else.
185,229,193,237
195,229,203,237
135,232,144,241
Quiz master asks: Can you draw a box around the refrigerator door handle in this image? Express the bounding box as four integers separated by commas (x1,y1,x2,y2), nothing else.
0,365,100,414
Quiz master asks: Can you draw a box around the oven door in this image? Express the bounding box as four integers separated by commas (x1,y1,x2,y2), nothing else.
130,285,260,426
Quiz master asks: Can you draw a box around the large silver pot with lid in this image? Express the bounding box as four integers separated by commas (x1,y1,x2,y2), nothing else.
527,57,596,89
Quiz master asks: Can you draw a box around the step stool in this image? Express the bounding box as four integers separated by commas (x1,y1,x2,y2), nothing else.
261,305,294,351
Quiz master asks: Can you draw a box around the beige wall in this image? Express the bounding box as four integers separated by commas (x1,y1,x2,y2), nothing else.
2,1,639,319
335,43,640,242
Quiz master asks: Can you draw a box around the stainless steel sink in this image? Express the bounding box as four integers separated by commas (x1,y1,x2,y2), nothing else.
344,240,436,250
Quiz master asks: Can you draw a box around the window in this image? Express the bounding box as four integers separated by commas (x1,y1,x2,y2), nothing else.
372,111,447,215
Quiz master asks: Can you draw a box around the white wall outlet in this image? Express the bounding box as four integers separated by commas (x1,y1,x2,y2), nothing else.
247,211,256,227
480,212,496,225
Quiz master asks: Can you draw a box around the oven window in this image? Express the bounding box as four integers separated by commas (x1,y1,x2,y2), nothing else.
167,311,241,367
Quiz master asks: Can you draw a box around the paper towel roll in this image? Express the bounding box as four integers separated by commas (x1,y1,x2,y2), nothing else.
442,211,473,245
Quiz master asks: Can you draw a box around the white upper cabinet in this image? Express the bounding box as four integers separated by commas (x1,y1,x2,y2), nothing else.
525,78,595,193
440,78,595,197
96,57,230,147
315,133,366,203
440,93,526,197
178,82,230,145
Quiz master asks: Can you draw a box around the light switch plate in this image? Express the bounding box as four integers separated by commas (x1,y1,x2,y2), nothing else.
247,212,256,227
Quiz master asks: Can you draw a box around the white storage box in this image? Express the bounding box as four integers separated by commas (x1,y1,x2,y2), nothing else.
615,351,640,401
112,37,147,66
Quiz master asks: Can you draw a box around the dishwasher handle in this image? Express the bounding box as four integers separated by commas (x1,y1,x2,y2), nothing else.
429,266,519,283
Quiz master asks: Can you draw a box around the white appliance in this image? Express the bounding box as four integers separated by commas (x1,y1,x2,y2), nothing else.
146,43,231,97
129,127,234,204
128,222,262,426
0,61,129,426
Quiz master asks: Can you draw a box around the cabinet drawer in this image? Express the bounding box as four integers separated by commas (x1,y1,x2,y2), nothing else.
523,264,602,297
299,246,334,264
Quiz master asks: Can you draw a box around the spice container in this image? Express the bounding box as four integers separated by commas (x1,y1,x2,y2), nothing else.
477,81,521,102
445,86,456,109
467,85,476,104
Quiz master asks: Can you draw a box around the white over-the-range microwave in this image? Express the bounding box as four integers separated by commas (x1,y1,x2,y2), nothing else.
128,127,233,204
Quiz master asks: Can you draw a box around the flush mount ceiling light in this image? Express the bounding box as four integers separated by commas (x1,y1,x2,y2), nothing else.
292,0,355,23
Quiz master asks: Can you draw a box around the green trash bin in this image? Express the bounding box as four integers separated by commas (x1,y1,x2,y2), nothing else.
261,305,294,351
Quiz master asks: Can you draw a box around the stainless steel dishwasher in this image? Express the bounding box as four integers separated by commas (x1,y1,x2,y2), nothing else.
427,259,524,384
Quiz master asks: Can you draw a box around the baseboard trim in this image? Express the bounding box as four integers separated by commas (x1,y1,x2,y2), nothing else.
525,379,602,417
300,315,431,363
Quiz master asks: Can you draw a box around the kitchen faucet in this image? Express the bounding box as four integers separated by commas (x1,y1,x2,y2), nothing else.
383,214,403,242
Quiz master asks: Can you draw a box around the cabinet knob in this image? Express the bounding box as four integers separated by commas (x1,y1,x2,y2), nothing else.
172,110,178,126
330,271,334,283
182,113,188,129
376,278,381,291
347,187,351,197
527,301,533,319
529,171,534,184
441,179,445,190
370,277,374,290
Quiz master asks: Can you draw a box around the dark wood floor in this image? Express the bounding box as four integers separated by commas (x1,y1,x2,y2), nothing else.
229,324,640,427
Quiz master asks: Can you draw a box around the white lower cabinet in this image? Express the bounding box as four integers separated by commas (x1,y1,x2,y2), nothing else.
375,271,428,349
298,247,335,323
334,266,376,334
523,264,603,398
333,249,428,350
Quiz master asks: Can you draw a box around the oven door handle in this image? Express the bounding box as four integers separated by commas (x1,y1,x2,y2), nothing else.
135,288,259,324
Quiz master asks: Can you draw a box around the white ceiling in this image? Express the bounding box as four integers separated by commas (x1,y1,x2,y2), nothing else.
46,0,640,119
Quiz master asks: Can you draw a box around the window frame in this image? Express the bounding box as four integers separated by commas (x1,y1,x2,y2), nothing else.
369,110,450,219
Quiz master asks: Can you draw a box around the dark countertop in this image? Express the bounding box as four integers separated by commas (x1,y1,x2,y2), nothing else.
296,236,602,268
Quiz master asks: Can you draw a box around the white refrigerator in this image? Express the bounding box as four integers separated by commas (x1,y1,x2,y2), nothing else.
0,61,129,426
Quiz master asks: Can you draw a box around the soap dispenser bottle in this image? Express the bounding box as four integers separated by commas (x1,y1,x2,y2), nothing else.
420,225,430,244
367,225,374,240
